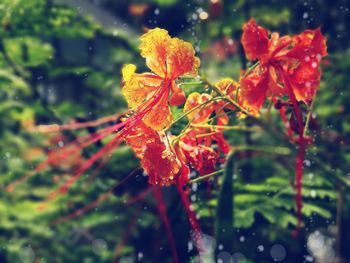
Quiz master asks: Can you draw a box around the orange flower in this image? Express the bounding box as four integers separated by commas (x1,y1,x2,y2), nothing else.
179,87,233,175
122,28,200,131
178,128,229,175
125,121,183,186
240,18,327,112
184,78,241,124
120,28,201,185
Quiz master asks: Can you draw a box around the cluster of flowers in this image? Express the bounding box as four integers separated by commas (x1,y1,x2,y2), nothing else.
8,19,327,246
119,19,327,189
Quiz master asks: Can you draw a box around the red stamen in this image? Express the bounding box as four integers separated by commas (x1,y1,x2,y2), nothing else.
50,171,135,224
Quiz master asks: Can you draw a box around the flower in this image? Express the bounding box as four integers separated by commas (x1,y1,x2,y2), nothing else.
122,28,200,131
178,88,232,175
184,78,241,124
240,18,327,113
120,28,201,186
124,121,183,186
178,128,228,175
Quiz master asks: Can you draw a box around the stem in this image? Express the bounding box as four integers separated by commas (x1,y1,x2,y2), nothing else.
232,145,291,155
188,169,224,184
188,144,291,185
153,187,180,263
202,78,251,116
303,97,316,137
242,61,259,78
190,124,259,132
164,96,225,132
280,68,306,231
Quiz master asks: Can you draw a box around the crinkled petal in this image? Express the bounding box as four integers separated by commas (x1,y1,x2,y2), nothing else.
125,122,181,186
139,28,200,79
180,141,217,175
124,121,159,158
139,28,171,77
143,90,173,131
184,92,213,123
240,66,270,113
288,61,321,102
122,64,163,109
215,78,240,105
167,38,200,79
142,138,181,186
284,28,327,102
241,19,269,61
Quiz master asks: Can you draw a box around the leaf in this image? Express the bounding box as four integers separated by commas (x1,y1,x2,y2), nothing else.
302,203,332,219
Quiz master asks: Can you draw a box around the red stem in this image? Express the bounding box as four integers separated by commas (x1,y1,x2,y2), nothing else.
176,181,204,259
279,67,306,232
153,187,180,263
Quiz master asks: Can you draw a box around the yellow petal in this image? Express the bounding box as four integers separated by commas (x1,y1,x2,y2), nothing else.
143,92,173,131
139,28,200,79
167,38,200,79
215,78,239,97
184,92,213,123
139,28,171,78
122,65,163,109
122,64,137,82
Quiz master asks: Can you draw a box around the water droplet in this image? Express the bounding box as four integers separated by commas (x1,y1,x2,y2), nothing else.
217,251,231,263
92,239,107,255
270,244,287,261
232,252,246,263
257,245,264,252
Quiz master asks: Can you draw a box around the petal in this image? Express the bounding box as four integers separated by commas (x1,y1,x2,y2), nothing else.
125,122,181,186
180,141,217,175
142,137,181,186
284,28,327,102
240,66,270,113
143,90,173,131
122,64,137,82
288,28,327,59
212,132,230,155
122,64,163,109
215,78,240,102
167,38,200,79
289,61,321,102
184,92,213,123
139,28,200,79
124,121,160,158
139,28,171,77
169,82,186,106
241,19,269,61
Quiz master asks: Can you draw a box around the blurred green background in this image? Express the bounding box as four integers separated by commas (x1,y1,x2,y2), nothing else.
0,0,349,262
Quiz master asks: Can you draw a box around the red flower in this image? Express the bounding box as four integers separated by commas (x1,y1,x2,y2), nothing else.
125,121,183,186
178,86,233,175
240,18,327,113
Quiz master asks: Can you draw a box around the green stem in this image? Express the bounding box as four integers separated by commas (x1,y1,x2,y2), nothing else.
188,169,224,184
303,98,316,137
233,145,291,155
202,78,251,116
164,96,224,132
188,145,291,185
190,124,259,132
